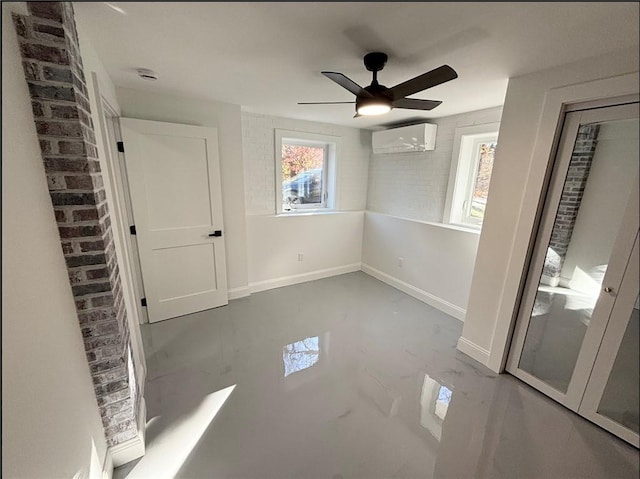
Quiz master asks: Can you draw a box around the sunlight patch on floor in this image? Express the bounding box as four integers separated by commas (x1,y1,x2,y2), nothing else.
124,385,236,479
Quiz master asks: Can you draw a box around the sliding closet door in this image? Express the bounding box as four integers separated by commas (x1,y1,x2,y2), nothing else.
507,102,639,412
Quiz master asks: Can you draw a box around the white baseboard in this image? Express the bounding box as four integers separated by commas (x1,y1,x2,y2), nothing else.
109,398,146,467
360,264,466,321
249,263,361,294
228,286,251,300
456,336,490,366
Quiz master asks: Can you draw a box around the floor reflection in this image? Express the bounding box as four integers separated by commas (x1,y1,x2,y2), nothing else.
283,336,320,377
126,272,638,479
420,374,452,441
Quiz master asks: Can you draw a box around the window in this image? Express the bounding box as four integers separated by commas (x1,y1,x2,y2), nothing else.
275,130,338,213
444,122,499,228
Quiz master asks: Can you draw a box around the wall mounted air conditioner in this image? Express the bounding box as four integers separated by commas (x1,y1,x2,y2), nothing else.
372,123,437,154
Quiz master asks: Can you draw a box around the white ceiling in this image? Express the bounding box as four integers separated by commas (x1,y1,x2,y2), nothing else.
74,2,639,130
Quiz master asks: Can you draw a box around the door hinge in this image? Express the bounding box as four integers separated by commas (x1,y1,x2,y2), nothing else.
129,225,136,235
141,297,147,307
117,141,125,153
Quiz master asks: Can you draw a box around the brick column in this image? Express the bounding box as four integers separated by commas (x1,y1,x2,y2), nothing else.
13,2,140,447
542,124,599,285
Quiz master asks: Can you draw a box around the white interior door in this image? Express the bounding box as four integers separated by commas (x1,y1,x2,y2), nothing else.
120,118,228,323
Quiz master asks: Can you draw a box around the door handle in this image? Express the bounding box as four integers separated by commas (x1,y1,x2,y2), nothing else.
208,230,222,237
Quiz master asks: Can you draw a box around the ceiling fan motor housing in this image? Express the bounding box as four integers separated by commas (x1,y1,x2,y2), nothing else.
363,52,388,72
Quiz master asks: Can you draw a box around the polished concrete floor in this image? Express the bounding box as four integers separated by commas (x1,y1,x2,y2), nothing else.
116,272,639,479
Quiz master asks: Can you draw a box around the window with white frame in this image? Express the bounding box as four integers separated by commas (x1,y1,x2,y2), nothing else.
275,130,338,213
444,123,499,228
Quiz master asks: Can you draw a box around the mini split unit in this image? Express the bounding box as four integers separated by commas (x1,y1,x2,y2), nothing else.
371,123,438,154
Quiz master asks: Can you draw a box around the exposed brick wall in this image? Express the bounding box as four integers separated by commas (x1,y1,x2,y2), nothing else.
542,124,599,282
13,2,139,446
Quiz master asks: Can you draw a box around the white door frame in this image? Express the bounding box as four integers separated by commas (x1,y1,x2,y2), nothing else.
89,73,147,385
107,116,149,325
90,86,148,325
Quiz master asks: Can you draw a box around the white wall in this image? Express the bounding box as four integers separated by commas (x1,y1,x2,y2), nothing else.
361,212,480,320
2,3,109,477
247,212,364,290
242,112,370,288
561,120,639,294
367,107,503,223
116,88,249,292
460,47,639,370
360,108,501,321
242,112,371,215
75,17,120,116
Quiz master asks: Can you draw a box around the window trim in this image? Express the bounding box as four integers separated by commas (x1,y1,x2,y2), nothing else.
443,122,500,228
274,129,339,214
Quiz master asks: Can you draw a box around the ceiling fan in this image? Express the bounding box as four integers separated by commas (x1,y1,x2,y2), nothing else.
299,52,458,117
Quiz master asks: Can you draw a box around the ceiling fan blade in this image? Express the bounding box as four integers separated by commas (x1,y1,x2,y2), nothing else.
298,101,356,105
389,65,457,99
322,72,373,98
392,98,442,111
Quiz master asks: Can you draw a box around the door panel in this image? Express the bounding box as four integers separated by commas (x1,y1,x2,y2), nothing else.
142,135,212,229
579,234,639,447
120,118,228,322
598,300,639,433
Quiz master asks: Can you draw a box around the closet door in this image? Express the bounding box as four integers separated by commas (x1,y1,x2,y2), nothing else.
579,233,639,447
506,102,639,414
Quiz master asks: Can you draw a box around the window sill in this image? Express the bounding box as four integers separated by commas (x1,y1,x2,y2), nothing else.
444,222,483,234
276,209,350,217
365,211,482,235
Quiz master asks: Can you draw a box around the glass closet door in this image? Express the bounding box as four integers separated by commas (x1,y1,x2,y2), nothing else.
579,234,639,447
507,102,639,438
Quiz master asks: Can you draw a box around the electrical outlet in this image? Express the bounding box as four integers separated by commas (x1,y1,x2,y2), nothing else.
298,253,304,262
398,257,404,268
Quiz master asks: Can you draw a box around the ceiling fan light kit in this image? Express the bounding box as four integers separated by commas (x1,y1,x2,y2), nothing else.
357,96,392,116
299,52,458,118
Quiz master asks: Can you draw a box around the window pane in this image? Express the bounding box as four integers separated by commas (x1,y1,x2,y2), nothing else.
468,141,496,222
281,144,324,210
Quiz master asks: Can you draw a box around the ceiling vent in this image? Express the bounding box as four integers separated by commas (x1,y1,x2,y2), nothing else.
372,123,437,154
